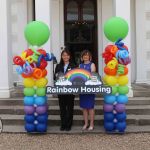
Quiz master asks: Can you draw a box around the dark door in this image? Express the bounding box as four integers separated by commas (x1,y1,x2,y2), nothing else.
64,0,98,68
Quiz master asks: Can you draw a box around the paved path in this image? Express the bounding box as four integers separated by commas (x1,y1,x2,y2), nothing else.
0,133,150,150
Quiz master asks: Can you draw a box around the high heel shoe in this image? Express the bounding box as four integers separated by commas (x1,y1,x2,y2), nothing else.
82,125,88,130
88,126,94,131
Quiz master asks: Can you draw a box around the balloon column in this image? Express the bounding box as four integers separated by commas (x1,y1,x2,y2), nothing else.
13,21,55,133
102,17,131,133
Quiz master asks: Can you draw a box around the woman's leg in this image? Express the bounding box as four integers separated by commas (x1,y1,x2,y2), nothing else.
89,109,95,129
66,95,74,130
82,109,88,129
58,96,67,130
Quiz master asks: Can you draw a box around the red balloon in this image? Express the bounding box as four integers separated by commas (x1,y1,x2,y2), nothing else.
25,49,34,57
37,49,47,56
38,59,48,70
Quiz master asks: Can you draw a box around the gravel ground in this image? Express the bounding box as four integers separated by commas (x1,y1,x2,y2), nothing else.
0,133,150,150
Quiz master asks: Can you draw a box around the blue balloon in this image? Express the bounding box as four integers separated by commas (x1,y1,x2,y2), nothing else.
36,123,47,132
36,114,48,123
104,122,114,132
104,95,116,104
117,95,128,104
24,96,34,106
25,123,35,132
116,122,126,132
24,115,35,123
35,96,47,106
104,113,114,122
116,112,127,122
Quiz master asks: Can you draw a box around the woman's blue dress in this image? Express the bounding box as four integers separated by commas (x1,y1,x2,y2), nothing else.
79,62,95,109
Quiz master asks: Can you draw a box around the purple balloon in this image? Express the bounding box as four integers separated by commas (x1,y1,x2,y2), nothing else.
103,104,114,112
24,106,35,114
36,106,47,114
115,104,126,113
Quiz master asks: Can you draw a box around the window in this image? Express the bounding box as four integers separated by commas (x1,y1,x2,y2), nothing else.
67,1,78,21
83,0,94,21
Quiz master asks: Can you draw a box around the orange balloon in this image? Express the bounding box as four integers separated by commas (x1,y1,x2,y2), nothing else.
33,68,43,79
42,69,47,77
104,66,117,76
22,73,32,78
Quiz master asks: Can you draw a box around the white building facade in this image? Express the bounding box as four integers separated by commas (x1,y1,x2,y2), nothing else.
0,0,150,98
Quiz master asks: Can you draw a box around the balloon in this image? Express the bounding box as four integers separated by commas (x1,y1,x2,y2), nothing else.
116,112,127,122
42,69,47,77
25,123,35,132
118,75,128,86
118,86,129,94
36,123,47,132
36,106,47,114
35,78,48,88
33,68,43,79
24,88,35,96
104,17,129,42
106,58,118,69
104,75,117,86
104,113,114,122
36,88,46,96
104,67,117,76
104,95,116,104
117,95,128,104
35,96,47,106
24,115,35,123
24,21,50,46
103,104,114,112
24,106,35,114
24,96,34,106
104,122,114,132
116,122,126,132
37,114,48,123
23,78,35,88
115,104,126,113
111,86,118,95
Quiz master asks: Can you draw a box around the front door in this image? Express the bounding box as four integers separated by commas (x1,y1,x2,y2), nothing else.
64,0,98,68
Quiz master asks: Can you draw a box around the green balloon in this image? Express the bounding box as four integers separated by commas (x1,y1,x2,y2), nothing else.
36,88,46,96
118,86,129,95
24,21,50,46
111,86,118,95
104,17,129,42
24,88,35,96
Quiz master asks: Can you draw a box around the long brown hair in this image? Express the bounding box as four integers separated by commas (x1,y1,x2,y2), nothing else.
60,49,71,66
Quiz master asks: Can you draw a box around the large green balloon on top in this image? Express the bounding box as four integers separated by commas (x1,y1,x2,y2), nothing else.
24,21,50,46
104,17,129,42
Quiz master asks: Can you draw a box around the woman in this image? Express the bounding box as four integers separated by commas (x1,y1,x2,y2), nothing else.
54,50,75,131
79,50,96,131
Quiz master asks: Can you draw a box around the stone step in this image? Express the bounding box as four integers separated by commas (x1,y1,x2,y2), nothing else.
0,97,150,106
0,105,150,115
2,125,150,133
1,114,150,126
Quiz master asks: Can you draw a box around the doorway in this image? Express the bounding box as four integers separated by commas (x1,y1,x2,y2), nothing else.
64,0,98,68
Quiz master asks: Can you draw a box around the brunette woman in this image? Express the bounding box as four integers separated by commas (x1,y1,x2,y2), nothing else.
54,50,75,131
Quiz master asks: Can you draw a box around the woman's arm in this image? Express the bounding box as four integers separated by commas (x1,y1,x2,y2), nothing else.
91,63,96,72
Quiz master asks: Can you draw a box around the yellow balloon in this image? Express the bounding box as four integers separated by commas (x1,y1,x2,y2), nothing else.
118,75,128,86
23,78,35,88
104,75,117,86
35,78,48,88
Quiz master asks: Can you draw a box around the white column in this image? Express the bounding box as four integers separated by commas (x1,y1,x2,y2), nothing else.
113,0,133,97
97,0,113,76
0,0,13,98
35,0,53,86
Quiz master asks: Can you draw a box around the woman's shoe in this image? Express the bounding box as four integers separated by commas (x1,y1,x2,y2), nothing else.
60,126,65,131
88,126,94,131
82,125,88,130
